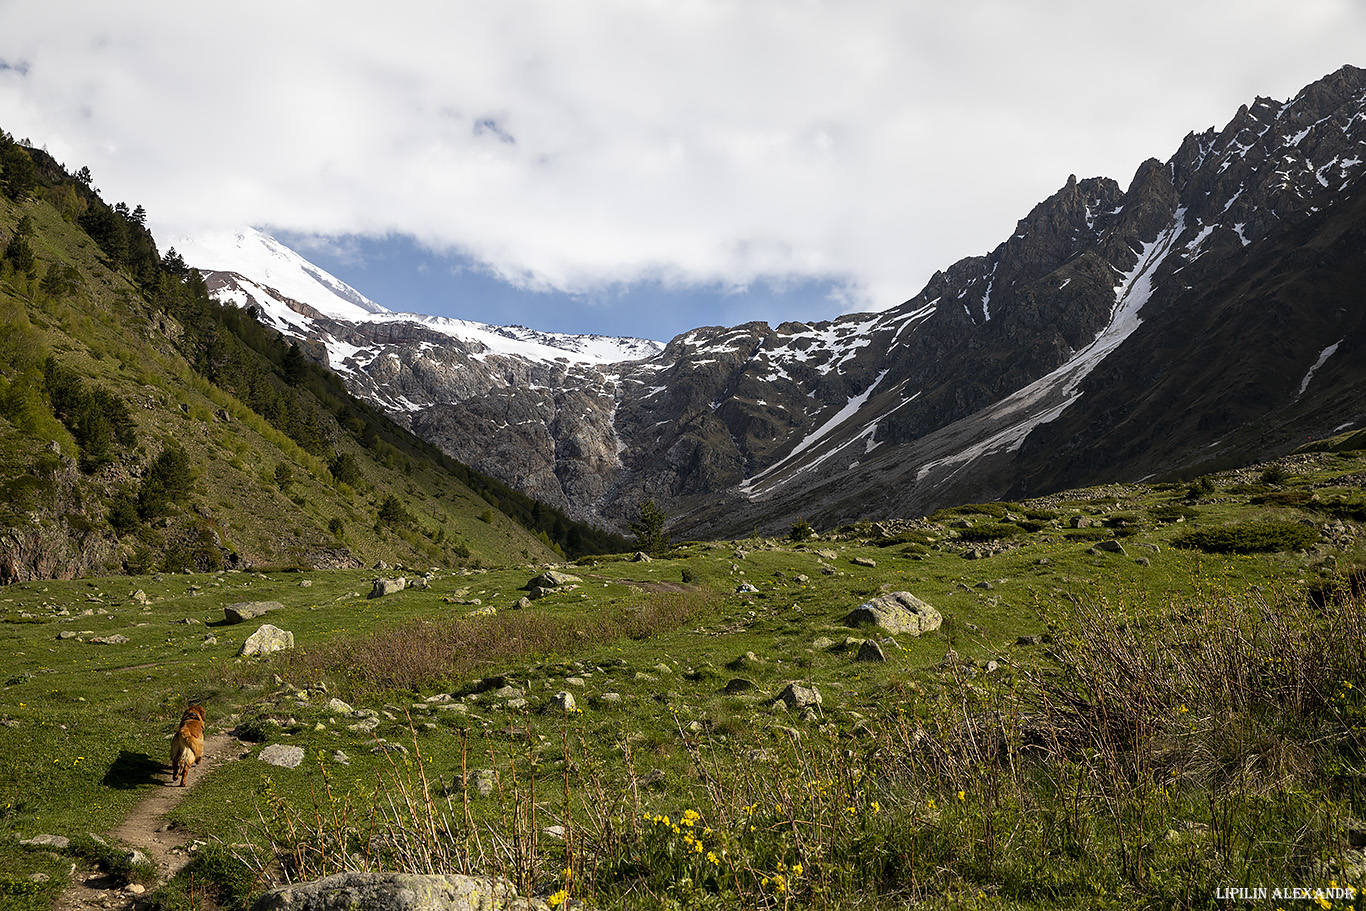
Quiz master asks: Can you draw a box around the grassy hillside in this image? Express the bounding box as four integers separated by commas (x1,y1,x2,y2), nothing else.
0,133,627,581
2,451,1365,909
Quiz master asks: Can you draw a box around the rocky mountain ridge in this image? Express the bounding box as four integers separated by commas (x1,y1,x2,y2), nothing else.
197,65,1366,538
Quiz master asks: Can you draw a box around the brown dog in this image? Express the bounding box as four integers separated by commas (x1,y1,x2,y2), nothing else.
169,704,206,787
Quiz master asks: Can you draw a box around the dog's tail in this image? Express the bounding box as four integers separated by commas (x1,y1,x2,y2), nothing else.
171,743,195,786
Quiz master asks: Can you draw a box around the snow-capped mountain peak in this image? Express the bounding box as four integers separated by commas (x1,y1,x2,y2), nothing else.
171,228,390,322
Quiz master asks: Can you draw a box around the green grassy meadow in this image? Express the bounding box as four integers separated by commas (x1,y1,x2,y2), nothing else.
4,453,1366,909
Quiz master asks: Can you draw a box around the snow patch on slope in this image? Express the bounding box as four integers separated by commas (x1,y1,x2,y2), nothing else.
1297,339,1343,397
914,211,1187,482
739,370,890,494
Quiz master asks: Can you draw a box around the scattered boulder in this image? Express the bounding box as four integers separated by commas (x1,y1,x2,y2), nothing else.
851,556,877,568
259,744,305,769
369,578,408,599
777,682,822,710
811,636,835,650
130,590,151,605
856,639,887,662
735,582,759,594
632,551,653,562
844,592,942,636
526,576,580,599
525,570,581,590
240,624,295,657
724,678,756,695
89,634,129,645
1090,539,1128,556
325,698,354,715
247,871,548,911
513,596,533,610
20,834,69,849
550,691,576,712
224,601,283,624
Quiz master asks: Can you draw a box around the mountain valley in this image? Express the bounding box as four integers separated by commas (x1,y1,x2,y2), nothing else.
183,65,1366,540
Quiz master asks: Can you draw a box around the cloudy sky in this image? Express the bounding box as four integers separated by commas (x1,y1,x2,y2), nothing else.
1,1,1362,341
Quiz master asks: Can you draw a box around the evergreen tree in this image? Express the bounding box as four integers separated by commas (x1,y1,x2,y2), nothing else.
0,140,37,201
629,498,671,557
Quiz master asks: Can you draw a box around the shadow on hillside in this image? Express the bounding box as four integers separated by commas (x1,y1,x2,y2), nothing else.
102,750,163,789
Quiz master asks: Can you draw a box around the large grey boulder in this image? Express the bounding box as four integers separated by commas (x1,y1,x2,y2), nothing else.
248,871,548,911
523,570,581,600
844,592,942,636
239,624,295,656
369,578,408,599
224,601,283,624
525,570,580,590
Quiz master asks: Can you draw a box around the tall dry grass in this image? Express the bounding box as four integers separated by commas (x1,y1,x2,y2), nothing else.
278,588,719,697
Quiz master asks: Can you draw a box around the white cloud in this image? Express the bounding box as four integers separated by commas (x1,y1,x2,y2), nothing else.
1,0,1363,316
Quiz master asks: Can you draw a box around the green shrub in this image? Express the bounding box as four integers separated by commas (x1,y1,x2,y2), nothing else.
1251,489,1314,508
788,518,814,542
1149,504,1199,522
932,501,1010,521
1186,476,1216,499
1315,497,1366,522
1259,465,1290,486
873,529,936,548
957,522,1024,542
1172,521,1319,554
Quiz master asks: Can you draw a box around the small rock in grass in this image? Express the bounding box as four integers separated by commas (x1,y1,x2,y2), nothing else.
259,744,305,768
20,834,69,849
856,639,886,662
223,601,282,624
778,682,822,710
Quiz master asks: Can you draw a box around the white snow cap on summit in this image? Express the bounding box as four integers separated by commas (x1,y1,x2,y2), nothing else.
170,227,390,321
183,228,666,366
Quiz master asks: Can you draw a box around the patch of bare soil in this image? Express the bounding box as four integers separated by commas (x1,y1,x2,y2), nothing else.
53,732,252,911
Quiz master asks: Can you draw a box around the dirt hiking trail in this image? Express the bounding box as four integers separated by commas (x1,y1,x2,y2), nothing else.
54,732,252,911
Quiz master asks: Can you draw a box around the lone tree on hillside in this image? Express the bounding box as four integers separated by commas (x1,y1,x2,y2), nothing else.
630,498,670,557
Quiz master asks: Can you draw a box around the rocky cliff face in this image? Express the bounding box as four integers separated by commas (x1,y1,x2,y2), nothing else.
205,65,1366,539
